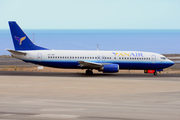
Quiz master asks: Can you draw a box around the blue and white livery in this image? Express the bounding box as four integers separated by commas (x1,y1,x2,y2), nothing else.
7,21,174,75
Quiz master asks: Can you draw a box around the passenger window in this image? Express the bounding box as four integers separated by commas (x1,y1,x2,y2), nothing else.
97,56,100,60
102,56,105,61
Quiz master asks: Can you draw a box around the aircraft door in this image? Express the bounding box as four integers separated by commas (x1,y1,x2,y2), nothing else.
37,53,42,62
151,55,156,64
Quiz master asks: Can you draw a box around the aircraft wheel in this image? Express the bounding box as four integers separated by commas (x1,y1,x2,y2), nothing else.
86,70,93,75
86,70,89,74
89,70,93,75
153,71,157,76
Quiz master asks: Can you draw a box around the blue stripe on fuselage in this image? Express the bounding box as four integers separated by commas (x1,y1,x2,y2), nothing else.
23,59,174,70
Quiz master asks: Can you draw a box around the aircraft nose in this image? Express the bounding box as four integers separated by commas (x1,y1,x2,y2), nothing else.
169,60,174,66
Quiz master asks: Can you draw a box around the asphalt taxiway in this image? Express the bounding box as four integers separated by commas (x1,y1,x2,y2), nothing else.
1,71,180,78
0,71,180,120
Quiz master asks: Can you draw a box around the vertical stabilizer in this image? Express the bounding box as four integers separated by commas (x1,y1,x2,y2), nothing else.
9,21,49,51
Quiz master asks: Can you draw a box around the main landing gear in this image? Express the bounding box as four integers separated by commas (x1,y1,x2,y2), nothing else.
86,69,93,75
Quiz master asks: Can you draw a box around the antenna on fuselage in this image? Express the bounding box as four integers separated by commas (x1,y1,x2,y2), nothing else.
97,44,99,51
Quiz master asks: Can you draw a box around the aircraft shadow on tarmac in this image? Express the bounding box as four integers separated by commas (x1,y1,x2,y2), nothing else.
0,71,180,78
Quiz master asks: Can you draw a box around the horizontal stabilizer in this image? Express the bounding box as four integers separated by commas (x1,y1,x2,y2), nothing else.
6,49,27,55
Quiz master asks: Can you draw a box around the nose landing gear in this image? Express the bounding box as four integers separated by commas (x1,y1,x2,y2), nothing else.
153,71,157,76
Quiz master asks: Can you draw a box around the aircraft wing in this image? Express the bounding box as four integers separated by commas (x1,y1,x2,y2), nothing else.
78,61,103,68
78,61,110,68
6,49,27,55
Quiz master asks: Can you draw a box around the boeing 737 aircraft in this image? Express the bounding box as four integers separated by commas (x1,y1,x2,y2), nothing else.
7,21,174,75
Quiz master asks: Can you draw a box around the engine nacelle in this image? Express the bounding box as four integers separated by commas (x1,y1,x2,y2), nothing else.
103,64,119,73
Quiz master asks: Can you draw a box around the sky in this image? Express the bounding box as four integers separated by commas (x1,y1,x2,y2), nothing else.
0,0,180,29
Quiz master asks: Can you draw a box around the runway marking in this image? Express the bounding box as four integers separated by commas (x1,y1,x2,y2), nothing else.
41,108,86,112
33,114,80,118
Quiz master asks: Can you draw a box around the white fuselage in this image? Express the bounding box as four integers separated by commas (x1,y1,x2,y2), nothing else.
11,50,174,70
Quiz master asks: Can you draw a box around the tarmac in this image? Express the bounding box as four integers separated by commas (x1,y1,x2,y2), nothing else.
0,71,180,120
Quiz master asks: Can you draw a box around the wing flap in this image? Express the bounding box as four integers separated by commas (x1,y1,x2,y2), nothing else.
78,61,103,68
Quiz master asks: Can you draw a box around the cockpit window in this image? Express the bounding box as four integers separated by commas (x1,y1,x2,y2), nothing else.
161,57,166,60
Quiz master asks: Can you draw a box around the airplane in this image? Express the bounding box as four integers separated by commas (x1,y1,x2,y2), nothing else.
7,21,174,75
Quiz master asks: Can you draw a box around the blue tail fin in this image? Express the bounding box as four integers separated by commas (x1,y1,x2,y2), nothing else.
9,21,49,51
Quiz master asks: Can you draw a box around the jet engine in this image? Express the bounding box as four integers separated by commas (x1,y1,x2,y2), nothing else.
99,64,119,73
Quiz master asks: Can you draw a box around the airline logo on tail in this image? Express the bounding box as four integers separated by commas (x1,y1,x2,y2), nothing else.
15,36,26,45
